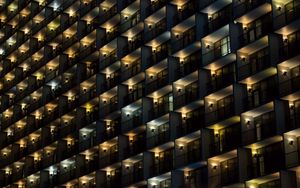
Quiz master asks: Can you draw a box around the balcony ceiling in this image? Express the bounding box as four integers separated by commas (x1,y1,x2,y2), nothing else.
238,35,268,55
235,3,272,25
172,15,195,33
145,6,166,24
207,116,240,130
246,172,280,185
239,67,277,85
282,91,300,102
208,149,237,162
202,24,229,43
205,85,232,101
242,102,273,118
245,135,282,150
201,0,232,15
278,54,300,69
122,22,144,38
275,19,300,36
203,53,236,71
174,71,198,86
172,41,201,58
176,130,200,143
146,32,171,48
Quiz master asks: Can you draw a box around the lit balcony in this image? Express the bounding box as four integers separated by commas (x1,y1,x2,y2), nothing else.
178,163,207,188
123,129,146,159
236,36,273,81
241,73,277,110
208,150,239,187
99,87,119,117
78,125,97,151
241,102,277,146
233,0,270,19
122,154,144,186
93,0,118,25
144,7,167,42
244,136,284,179
145,0,168,17
245,172,280,188
99,41,118,69
149,143,174,177
273,0,300,30
171,0,198,24
148,87,173,119
205,85,235,125
173,71,199,109
235,5,272,46
173,43,201,79
99,61,121,92
123,78,145,106
99,118,121,142
284,128,300,168
146,32,170,66
202,25,232,65
145,60,169,94
284,98,300,131
148,173,172,188
207,116,241,155
176,104,205,137
121,101,143,133
147,115,171,149
201,0,232,33
58,114,77,138
99,138,119,168
171,15,196,53
278,55,300,97
204,54,236,93
121,49,142,81
174,131,201,168
277,28,300,62
122,23,144,52
99,165,122,188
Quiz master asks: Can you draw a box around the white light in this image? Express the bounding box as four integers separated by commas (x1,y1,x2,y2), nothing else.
0,48,4,55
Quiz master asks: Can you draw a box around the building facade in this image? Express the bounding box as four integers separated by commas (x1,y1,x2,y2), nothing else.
0,0,300,187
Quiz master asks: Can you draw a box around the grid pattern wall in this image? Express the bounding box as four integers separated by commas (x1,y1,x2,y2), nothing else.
0,0,300,187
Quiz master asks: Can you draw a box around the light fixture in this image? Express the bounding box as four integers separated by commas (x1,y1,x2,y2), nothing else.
289,139,294,145
277,6,282,11
282,70,287,76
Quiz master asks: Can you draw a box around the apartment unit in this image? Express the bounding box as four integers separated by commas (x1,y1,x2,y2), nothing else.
0,0,300,187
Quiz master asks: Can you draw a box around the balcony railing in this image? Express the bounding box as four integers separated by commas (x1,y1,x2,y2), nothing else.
100,101,118,117
121,59,141,81
207,73,235,93
204,5,232,33
100,52,117,69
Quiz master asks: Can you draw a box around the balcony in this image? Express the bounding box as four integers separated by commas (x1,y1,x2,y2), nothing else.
202,34,231,65
100,51,117,69
123,134,146,159
149,101,172,120
208,151,239,187
173,0,197,24
205,94,235,126
99,149,119,168
122,161,144,186
123,85,144,106
246,138,284,179
288,99,300,130
239,13,273,47
242,111,276,146
122,114,143,133
144,18,167,42
150,42,169,66
204,4,232,33
237,47,270,81
175,51,201,79
210,122,241,155
121,58,141,81
145,0,168,17
171,26,196,53
147,123,170,149
174,80,199,109
100,73,121,93
244,76,277,110
279,62,300,97
233,0,268,19
273,0,300,30
177,107,205,137
174,134,201,168
150,150,173,177
100,97,118,117
101,119,121,142
145,69,168,94
207,63,235,93
279,30,300,62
